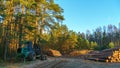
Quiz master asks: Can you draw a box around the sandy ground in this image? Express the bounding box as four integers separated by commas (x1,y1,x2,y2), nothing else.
1,57,120,68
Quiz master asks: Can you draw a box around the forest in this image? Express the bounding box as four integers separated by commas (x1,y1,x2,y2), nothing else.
0,0,120,61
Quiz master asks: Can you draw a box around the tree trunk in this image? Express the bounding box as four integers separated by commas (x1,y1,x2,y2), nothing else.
19,5,24,47
4,20,10,61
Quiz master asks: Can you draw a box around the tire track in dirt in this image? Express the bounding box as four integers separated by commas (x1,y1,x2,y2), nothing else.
37,60,67,68
51,60,68,68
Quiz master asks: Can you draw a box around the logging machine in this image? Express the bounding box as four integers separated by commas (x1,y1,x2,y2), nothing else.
17,41,47,61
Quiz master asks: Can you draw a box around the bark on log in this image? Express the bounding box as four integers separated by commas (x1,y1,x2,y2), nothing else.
87,47,120,62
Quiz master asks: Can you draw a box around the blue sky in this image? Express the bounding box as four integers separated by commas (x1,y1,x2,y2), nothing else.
55,0,120,33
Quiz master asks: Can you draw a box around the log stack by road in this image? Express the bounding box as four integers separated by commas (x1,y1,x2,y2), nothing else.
88,47,120,62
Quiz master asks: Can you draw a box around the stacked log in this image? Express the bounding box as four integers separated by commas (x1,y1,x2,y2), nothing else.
88,47,120,62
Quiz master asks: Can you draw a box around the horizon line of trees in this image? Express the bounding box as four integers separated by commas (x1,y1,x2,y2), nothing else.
80,23,120,50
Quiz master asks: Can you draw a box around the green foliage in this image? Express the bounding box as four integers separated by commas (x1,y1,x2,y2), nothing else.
47,23,78,54
108,42,115,48
94,45,101,50
90,41,97,50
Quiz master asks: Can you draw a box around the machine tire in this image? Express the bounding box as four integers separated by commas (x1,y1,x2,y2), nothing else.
40,55,47,60
27,52,36,61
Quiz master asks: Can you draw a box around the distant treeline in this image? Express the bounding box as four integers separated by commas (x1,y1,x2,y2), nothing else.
79,24,120,50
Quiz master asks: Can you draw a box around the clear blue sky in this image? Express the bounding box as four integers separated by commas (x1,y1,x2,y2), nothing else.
55,0,120,33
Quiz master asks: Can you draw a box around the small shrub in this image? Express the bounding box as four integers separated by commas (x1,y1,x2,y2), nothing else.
108,42,114,48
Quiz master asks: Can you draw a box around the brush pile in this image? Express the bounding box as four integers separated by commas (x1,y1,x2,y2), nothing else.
69,50,91,56
47,49,62,57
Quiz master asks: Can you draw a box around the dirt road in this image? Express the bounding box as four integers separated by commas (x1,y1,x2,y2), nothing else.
21,57,120,68
2,57,120,68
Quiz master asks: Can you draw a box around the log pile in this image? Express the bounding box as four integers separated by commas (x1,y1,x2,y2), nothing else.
88,47,120,62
